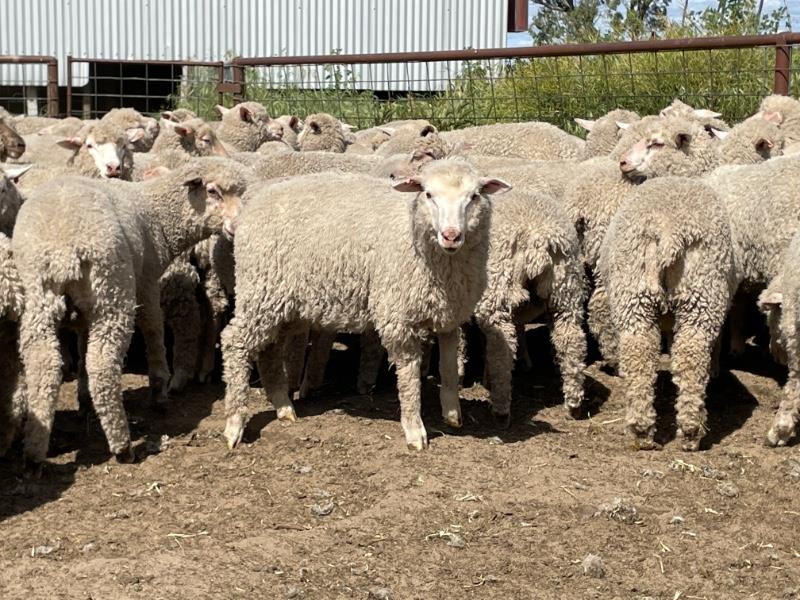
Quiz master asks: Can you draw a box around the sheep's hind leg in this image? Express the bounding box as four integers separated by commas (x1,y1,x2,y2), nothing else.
671,321,716,451
299,329,334,399
357,329,384,395
136,287,171,410
619,322,661,450
438,329,462,428
256,328,296,423
481,318,516,429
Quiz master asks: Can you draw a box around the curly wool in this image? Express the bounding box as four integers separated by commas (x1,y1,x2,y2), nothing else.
101,107,160,152
0,233,25,455
13,158,249,463
222,160,496,450
597,177,735,450
714,115,785,165
759,95,800,153
440,121,585,161
577,109,641,158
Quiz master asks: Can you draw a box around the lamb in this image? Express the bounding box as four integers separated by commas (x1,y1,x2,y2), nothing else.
221,160,510,451
574,109,641,158
0,118,26,161
759,94,800,154
597,176,735,450
101,108,160,152
762,233,800,446
297,112,349,152
440,121,585,161
216,102,284,151
13,158,248,467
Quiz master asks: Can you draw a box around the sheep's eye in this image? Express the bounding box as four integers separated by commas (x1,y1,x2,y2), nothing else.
648,141,664,149
472,193,481,201
208,186,222,198
86,142,94,149
425,192,432,199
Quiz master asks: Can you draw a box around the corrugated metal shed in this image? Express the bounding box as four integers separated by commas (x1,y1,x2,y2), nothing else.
0,0,508,89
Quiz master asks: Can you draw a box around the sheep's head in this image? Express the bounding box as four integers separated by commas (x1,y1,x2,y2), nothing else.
392,159,510,254
619,117,711,181
297,113,347,152
164,118,229,157
181,158,248,240
0,163,32,234
162,108,198,123
217,102,277,148
713,114,785,164
59,123,132,179
0,119,25,160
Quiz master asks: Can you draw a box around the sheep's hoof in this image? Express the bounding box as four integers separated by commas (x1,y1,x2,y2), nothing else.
168,369,193,395
443,410,462,429
677,429,703,452
114,445,136,464
765,426,793,448
491,410,511,430
22,457,44,480
224,413,246,449
403,420,428,451
631,436,661,451
566,404,582,420
276,404,298,422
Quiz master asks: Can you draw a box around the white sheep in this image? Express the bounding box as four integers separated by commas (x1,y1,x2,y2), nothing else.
100,108,160,153
221,160,510,450
216,102,284,152
13,158,247,467
574,109,641,158
758,95,800,154
440,121,585,161
296,113,350,153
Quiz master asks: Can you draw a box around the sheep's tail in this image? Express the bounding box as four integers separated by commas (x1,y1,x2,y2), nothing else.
642,228,688,297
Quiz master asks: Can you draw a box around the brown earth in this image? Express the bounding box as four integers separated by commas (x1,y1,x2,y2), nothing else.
2,333,800,600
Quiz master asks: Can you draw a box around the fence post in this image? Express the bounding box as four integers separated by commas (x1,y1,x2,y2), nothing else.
232,62,245,103
46,58,59,116
66,55,73,116
773,35,792,95
217,63,226,106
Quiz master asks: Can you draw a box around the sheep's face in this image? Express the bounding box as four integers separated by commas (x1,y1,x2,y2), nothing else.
265,118,284,142
193,122,229,157
393,164,511,254
183,165,247,240
619,122,699,181
84,130,131,178
0,163,32,228
0,120,25,159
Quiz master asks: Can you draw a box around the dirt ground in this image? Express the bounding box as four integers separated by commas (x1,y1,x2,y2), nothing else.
2,330,800,600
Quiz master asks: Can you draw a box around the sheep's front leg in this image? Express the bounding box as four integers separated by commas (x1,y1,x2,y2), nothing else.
357,329,384,395
256,329,296,422
767,317,800,446
480,318,516,429
387,340,427,450
136,285,171,409
438,329,462,428
587,284,618,368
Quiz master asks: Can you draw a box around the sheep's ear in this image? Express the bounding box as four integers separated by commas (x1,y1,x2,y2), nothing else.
755,138,774,153
420,124,437,137
674,131,692,149
479,178,512,195
126,127,145,143
1,163,33,182
307,120,321,134
57,136,83,150
174,125,192,138
238,105,254,123
616,121,631,131
411,150,435,167
378,127,395,137
182,172,204,188
215,105,230,117
762,110,783,125
340,122,355,131
692,109,722,119
392,176,423,193
574,117,595,132
709,127,728,140
760,290,783,308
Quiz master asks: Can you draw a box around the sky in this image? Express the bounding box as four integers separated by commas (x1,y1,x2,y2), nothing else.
506,0,799,47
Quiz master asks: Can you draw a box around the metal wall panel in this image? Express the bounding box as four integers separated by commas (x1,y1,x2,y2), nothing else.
0,0,508,87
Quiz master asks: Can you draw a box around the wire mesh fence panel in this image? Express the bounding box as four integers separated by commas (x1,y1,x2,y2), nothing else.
231,36,798,134
67,59,224,120
0,57,58,116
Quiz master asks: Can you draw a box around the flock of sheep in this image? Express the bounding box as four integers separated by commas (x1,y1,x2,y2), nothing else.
0,92,799,474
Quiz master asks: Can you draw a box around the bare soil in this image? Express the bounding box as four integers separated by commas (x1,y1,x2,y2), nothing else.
2,332,800,600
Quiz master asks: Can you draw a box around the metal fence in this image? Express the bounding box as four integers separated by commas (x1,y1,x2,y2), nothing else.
229,33,800,133
65,57,225,120
0,55,58,116
0,34,798,130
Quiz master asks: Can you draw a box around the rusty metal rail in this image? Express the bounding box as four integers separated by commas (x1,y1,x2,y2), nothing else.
0,55,58,116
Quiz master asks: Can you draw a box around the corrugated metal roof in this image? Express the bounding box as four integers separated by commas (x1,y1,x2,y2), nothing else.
0,0,508,87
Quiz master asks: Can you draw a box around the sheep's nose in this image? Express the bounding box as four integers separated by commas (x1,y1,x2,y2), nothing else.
106,162,121,177
441,228,462,243
619,158,633,173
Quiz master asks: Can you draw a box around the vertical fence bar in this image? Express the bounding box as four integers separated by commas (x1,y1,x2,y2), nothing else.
66,55,73,116
773,36,791,95
47,59,59,116
232,62,245,102
217,63,226,106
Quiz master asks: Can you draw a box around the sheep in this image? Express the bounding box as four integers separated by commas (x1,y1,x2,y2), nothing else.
297,112,349,153
150,117,229,157
759,94,800,155
439,121,585,161
347,125,395,153
101,108,160,152
249,150,379,179
16,120,137,191
574,109,641,158
0,164,33,236
221,160,510,451
710,114,785,165
373,122,438,157
762,234,800,446
597,177,735,450
216,102,283,152
0,118,26,161
12,158,248,467
472,189,587,424
659,98,730,131
0,232,25,456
